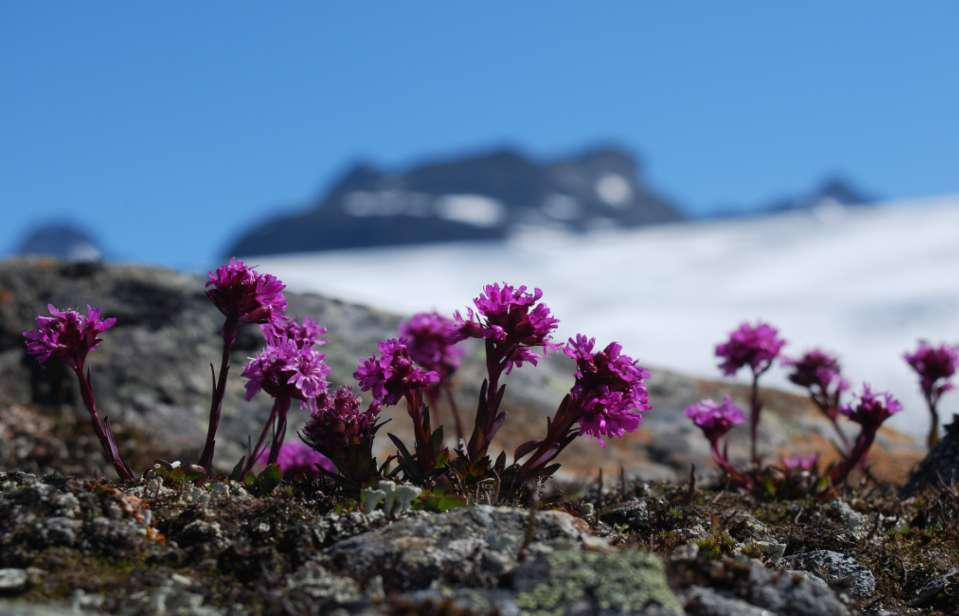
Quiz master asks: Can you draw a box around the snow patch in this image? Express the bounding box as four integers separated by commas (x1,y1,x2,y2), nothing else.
595,174,632,207
434,194,505,227
251,194,959,436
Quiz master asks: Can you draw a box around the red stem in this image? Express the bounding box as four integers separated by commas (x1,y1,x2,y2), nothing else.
925,392,940,449
198,314,240,471
267,396,292,465
244,398,282,474
831,428,876,485
466,340,511,461
444,383,465,442
749,370,761,466
72,364,134,480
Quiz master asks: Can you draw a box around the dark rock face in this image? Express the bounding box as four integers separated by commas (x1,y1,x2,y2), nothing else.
225,145,684,257
902,414,959,496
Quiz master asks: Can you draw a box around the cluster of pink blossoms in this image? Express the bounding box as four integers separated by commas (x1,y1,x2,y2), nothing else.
400,311,464,381
456,283,559,372
257,441,335,477
784,349,847,396
205,257,287,326
24,304,117,371
243,317,330,411
904,341,958,401
715,321,786,377
840,384,903,430
564,334,651,443
684,395,745,444
354,338,440,407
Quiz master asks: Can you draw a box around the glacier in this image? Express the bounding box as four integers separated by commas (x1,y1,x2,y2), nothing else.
251,195,959,436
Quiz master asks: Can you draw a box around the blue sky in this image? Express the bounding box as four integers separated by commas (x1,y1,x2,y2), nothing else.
3,2,957,269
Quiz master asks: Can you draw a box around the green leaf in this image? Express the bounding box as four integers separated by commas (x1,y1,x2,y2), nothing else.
254,464,283,495
415,490,467,513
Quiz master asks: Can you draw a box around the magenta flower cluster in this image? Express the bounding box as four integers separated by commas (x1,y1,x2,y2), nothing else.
206,257,287,326
829,384,902,484
684,395,745,444
24,304,117,371
401,311,464,380
715,321,786,377
904,340,958,447
715,320,787,465
784,349,846,395
457,283,563,462
23,304,132,480
564,335,651,443
257,441,335,477
354,338,440,407
456,283,559,372
839,384,903,430
243,317,330,411
688,318,910,492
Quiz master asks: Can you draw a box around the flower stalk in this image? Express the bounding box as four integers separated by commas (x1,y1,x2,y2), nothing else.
715,321,786,466
197,258,288,471
904,340,958,449
23,305,134,480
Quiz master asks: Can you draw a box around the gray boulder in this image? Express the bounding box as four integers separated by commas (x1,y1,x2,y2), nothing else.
784,550,876,599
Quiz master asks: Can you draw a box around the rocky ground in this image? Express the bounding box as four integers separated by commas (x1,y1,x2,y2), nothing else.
1,258,956,615
0,456,956,615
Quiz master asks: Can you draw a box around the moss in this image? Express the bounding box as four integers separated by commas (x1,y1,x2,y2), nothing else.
24,547,152,601
515,549,681,615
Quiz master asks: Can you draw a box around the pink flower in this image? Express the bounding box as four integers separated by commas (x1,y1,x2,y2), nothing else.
263,315,326,349
400,311,464,379
242,317,330,410
715,321,786,376
257,440,335,476
781,452,820,472
455,283,559,372
301,387,383,485
840,384,902,430
564,334,651,443
784,349,846,393
23,304,117,370
904,340,959,400
354,338,439,406
684,395,746,443
206,257,287,325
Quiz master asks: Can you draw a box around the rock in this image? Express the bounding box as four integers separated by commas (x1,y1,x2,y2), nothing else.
0,602,94,616
600,498,652,530
269,562,366,614
123,578,223,616
39,517,82,547
784,550,875,599
909,567,959,609
320,506,593,592
751,541,786,561
392,588,520,615
745,561,850,616
827,501,867,542
511,549,681,615
902,414,959,496
684,586,773,616
0,568,29,594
